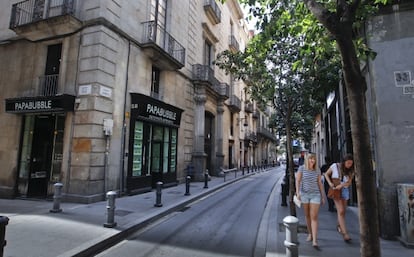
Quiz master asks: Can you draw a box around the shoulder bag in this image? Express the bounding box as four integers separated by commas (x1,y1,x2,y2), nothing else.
327,164,342,200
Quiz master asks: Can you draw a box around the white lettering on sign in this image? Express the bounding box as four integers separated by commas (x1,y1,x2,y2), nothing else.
14,100,52,111
146,103,177,121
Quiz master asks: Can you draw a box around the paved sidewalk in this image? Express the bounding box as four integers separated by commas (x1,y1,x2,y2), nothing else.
267,179,414,257
1,166,413,257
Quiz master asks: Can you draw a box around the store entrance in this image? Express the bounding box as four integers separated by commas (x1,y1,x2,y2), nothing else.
27,115,54,197
18,114,65,198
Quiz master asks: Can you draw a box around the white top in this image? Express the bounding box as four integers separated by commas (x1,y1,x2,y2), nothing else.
330,163,349,185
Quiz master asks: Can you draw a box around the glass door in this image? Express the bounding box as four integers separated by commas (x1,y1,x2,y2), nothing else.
150,126,163,187
18,114,65,197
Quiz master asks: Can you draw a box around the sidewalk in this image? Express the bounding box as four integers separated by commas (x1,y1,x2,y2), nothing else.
1,167,413,257
267,180,414,257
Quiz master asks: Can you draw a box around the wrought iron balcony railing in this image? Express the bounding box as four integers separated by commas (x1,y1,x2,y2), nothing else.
142,21,185,67
192,64,230,98
204,0,221,24
192,64,216,84
245,102,254,113
257,127,278,142
39,74,59,96
10,0,76,28
228,95,241,112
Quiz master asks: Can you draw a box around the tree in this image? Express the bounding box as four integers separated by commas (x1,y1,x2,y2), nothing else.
239,0,392,256
216,0,340,217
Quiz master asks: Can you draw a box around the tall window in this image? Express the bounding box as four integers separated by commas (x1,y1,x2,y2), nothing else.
151,66,160,98
151,0,167,27
204,40,214,68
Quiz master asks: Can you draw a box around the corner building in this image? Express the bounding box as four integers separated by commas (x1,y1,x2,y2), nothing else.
0,0,276,203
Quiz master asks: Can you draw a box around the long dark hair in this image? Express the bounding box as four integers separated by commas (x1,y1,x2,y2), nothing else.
340,153,354,177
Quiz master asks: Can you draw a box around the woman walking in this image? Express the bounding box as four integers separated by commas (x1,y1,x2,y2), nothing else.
295,153,325,249
324,154,355,243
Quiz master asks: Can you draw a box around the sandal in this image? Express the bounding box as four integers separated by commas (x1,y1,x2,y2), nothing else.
343,233,352,243
312,242,321,250
337,225,342,234
306,234,312,242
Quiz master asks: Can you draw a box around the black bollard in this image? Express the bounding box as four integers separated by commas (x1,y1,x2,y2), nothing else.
185,176,191,195
281,183,288,206
154,182,163,207
50,182,63,213
104,191,117,228
0,216,9,257
242,166,245,176
204,171,209,189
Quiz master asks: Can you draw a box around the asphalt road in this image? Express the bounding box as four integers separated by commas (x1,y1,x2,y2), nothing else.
95,169,285,257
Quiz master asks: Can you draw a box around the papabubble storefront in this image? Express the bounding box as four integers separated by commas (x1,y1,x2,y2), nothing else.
127,93,183,194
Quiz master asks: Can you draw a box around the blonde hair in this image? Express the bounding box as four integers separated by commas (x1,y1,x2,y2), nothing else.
304,153,317,170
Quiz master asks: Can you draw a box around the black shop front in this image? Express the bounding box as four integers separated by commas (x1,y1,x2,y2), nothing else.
127,93,183,194
5,95,75,198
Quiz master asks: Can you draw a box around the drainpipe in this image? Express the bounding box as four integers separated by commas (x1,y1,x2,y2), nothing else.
119,40,131,194
104,134,110,193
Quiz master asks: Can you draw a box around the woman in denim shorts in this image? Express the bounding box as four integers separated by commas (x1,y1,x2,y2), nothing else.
324,154,354,243
295,153,325,249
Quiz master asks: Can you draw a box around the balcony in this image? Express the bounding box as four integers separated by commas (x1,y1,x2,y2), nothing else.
9,0,81,41
252,109,259,119
39,74,59,96
257,127,278,142
204,0,221,25
216,83,230,99
227,95,241,113
245,102,253,113
229,35,239,52
192,64,216,84
245,131,258,143
192,65,230,100
15,74,75,98
141,21,185,70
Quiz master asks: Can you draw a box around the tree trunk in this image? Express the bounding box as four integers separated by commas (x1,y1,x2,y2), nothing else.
336,35,381,257
285,105,297,217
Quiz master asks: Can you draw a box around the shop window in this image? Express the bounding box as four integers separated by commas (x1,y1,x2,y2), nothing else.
170,128,177,172
132,121,143,176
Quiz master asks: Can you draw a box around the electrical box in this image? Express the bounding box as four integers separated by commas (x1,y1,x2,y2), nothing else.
103,119,113,136
397,183,414,247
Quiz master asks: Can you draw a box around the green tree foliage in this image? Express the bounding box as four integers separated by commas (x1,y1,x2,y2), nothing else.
215,0,341,216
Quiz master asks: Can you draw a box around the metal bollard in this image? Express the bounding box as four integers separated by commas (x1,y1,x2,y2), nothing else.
281,183,288,207
103,191,117,228
242,166,245,175
0,216,9,257
50,182,63,213
204,171,209,189
283,216,299,257
154,182,163,207
184,176,191,195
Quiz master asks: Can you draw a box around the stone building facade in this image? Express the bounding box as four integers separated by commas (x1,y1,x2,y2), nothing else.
0,0,277,203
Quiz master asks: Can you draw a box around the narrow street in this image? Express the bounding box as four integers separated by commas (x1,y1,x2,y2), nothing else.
96,167,285,257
